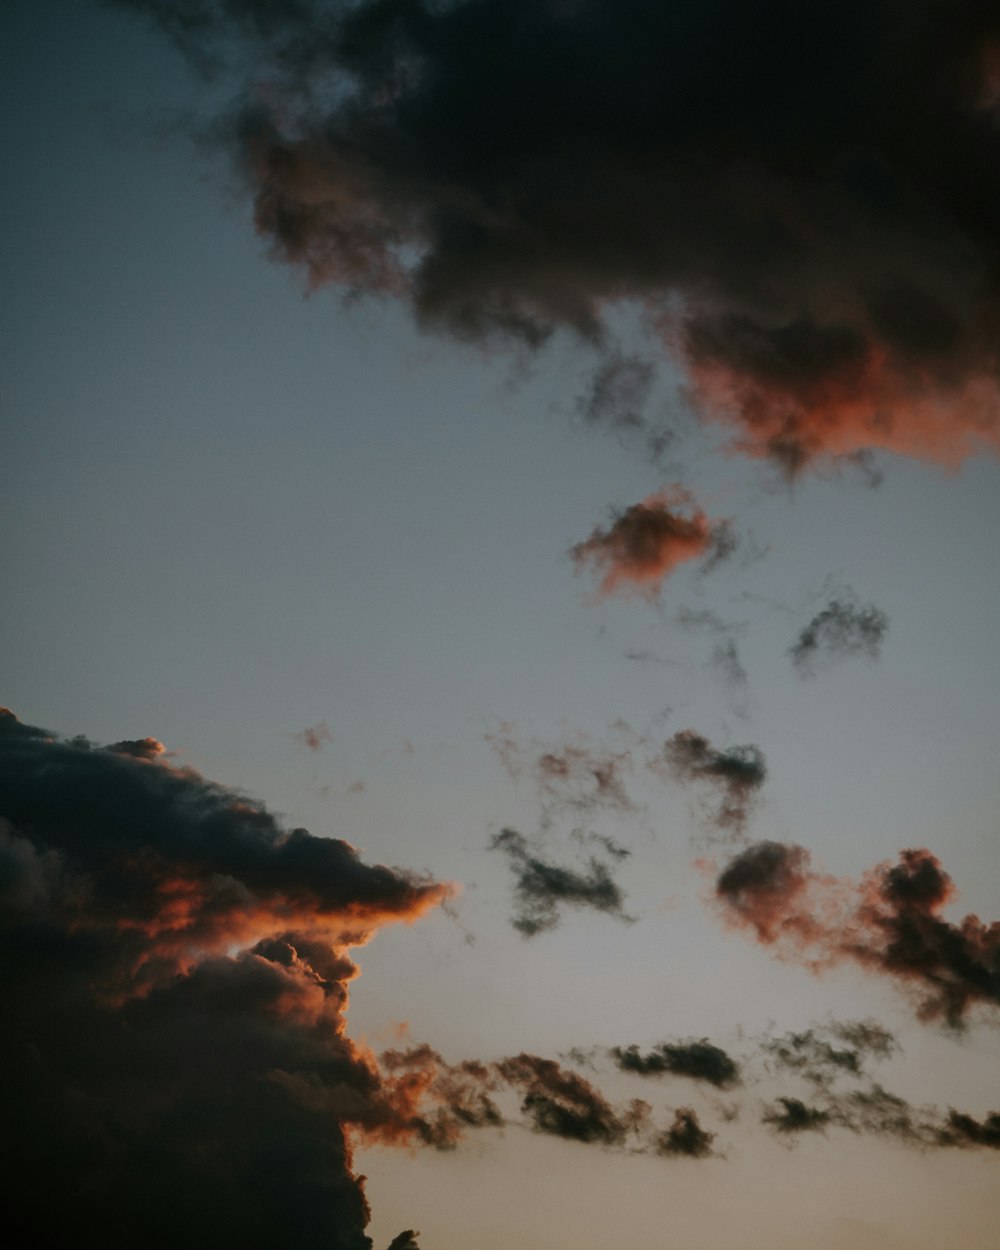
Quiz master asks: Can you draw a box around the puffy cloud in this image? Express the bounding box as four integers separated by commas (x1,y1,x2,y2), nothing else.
0,708,451,1250
655,1108,717,1158
611,1039,741,1089
114,0,1000,471
715,841,1000,1026
570,489,724,597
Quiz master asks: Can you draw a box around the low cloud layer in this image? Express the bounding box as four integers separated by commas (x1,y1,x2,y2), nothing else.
489,827,631,936
790,595,890,675
114,0,1000,472
0,708,451,1250
715,841,1000,1026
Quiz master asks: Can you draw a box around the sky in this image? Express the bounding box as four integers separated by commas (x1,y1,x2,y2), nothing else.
2,2,999,1248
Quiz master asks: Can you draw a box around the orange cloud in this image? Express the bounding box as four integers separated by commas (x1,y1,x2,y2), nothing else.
571,488,724,597
715,842,1000,1026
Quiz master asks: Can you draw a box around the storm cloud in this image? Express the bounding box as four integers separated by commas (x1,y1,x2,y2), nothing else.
114,0,1000,472
0,708,451,1250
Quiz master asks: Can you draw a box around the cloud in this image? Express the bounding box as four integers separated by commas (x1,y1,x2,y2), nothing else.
612,1039,741,1089
485,722,638,815
763,1097,833,1135
576,351,664,451
0,708,451,1250
655,1108,717,1158
489,827,632,936
763,1084,1000,1152
496,1053,650,1147
654,729,767,834
761,1020,898,1085
715,841,1000,1026
293,720,333,751
790,595,890,676
570,489,724,597
375,1045,505,1149
115,0,1000,472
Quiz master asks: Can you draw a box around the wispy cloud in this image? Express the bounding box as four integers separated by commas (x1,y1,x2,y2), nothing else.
489,828,632,936
653,729,767,835
790,595,889,676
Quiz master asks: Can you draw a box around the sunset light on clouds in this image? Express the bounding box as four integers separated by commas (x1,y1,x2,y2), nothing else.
2,3,1000,1249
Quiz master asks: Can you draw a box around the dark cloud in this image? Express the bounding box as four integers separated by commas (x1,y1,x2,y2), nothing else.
790,595,890,675
0,708,451,1250
940,1109,1000,1149
496,1053,650,1147
763,1097,832,1135
655,729,767,834
612,1039,741,1089
716,841,1000,1026
655,1108,716,1158
385,1234,422,1250
764,1083,1000,1152
114,0,1000,472
489,827,632,936
570,489,725,597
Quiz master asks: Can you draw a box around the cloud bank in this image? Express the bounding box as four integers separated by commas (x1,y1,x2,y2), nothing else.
114,0,1000,472
0,708,451,1250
